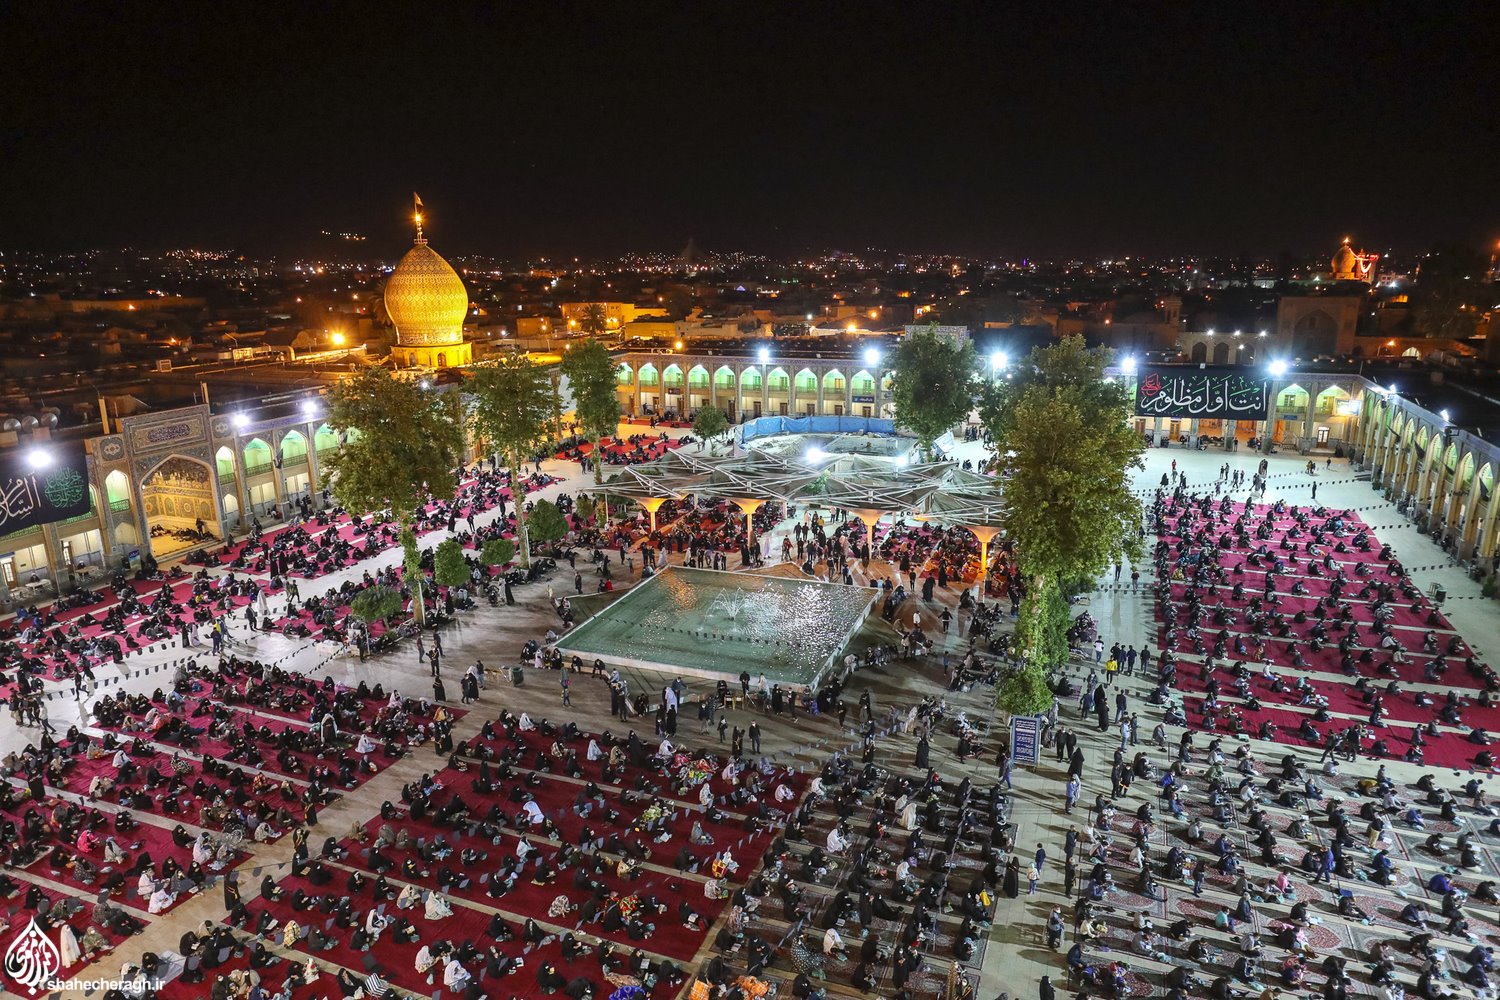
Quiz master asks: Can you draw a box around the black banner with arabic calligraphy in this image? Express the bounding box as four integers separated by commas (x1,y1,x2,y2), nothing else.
1133,367,1270,420
0,445,92,537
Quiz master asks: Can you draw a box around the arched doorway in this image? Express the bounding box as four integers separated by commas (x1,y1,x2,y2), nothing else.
141,455,221,557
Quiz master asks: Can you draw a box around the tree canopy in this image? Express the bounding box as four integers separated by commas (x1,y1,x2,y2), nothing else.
468,354,557,567
480,537,515,567
349,584,402,625
432,538,470,588
889,326,978,458
693,405,729,442
322,366,464,527
983,336,1145,715
528,499,569,547
562,339,621,483
578,303,609,337
1411,243,1491,341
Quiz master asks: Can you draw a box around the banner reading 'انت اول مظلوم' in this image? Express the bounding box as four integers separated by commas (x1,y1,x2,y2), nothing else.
0,445,92,536
1133,367,1270,420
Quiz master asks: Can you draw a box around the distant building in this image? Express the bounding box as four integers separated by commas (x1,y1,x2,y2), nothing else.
559,301,663,334
1274,294,1361,357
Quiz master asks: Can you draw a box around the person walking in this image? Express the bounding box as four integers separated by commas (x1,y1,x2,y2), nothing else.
1064,774,1080,814
559,668,571,707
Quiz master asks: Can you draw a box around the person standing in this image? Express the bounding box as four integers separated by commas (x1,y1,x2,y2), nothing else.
559,668,571,707
749,721,761,755
1064,775,1080,814
1034,844,1047,877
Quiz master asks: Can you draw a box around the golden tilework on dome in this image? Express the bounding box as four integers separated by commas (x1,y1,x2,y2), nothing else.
385,241,469,347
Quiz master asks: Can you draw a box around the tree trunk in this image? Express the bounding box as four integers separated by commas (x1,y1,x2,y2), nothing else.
401,521,427,627
511,456,532,569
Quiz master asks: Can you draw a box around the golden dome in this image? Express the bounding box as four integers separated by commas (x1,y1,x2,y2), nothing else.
385,239,468,347
1331,240,1359,279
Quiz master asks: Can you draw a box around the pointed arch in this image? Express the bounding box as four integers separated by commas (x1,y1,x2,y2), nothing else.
766,367,790,391
314,423,340,452
637,363,659,386
821,369,846,392
794,368,818,394
243,437,273,475
104,469,131,508
687,364,709,389
214,446,237,481
279,430,308,463
740,367,763,392
616,362,634,386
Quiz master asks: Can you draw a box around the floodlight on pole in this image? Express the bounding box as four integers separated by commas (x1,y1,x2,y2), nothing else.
991,351,1008,372
1268,360,1289,377
232,413,249,429
758,346,770,365
1440,409,1451,423
1120,356,1137,374
863,347,881,367
25,448,52,470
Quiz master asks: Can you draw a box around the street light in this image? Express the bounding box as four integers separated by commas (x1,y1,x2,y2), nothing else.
991,351,1008,372
1268,360,1289,377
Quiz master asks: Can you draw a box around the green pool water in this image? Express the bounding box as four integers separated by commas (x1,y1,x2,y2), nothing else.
554,566,877,687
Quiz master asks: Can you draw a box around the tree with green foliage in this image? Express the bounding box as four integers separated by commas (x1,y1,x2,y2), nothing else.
578,303,609,338
562,339,622,484
468,355,556,567
889,325,979,459
981,336,1145,716
693,405,729,445
573,494,596,524
480,537,516,567
1411,243,1491,341
433,538,470,589
350,584,404,625
323,366,464,624
527,499,569,549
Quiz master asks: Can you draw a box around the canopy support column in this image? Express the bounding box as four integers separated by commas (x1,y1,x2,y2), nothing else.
638,497,668,534
968,525,1001,588
733,498,767,554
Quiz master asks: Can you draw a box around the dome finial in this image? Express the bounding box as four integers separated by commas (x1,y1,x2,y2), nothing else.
413,192,427,244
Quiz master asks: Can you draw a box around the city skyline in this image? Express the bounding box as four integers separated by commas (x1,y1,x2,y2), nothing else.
3,4,1496,258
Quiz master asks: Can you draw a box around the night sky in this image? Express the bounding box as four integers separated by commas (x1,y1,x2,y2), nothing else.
3,3,1495,259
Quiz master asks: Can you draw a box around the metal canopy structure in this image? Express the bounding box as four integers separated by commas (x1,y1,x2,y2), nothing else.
592,449,1009,535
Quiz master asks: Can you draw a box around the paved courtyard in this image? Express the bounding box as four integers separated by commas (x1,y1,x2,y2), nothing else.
8,425,1499,999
